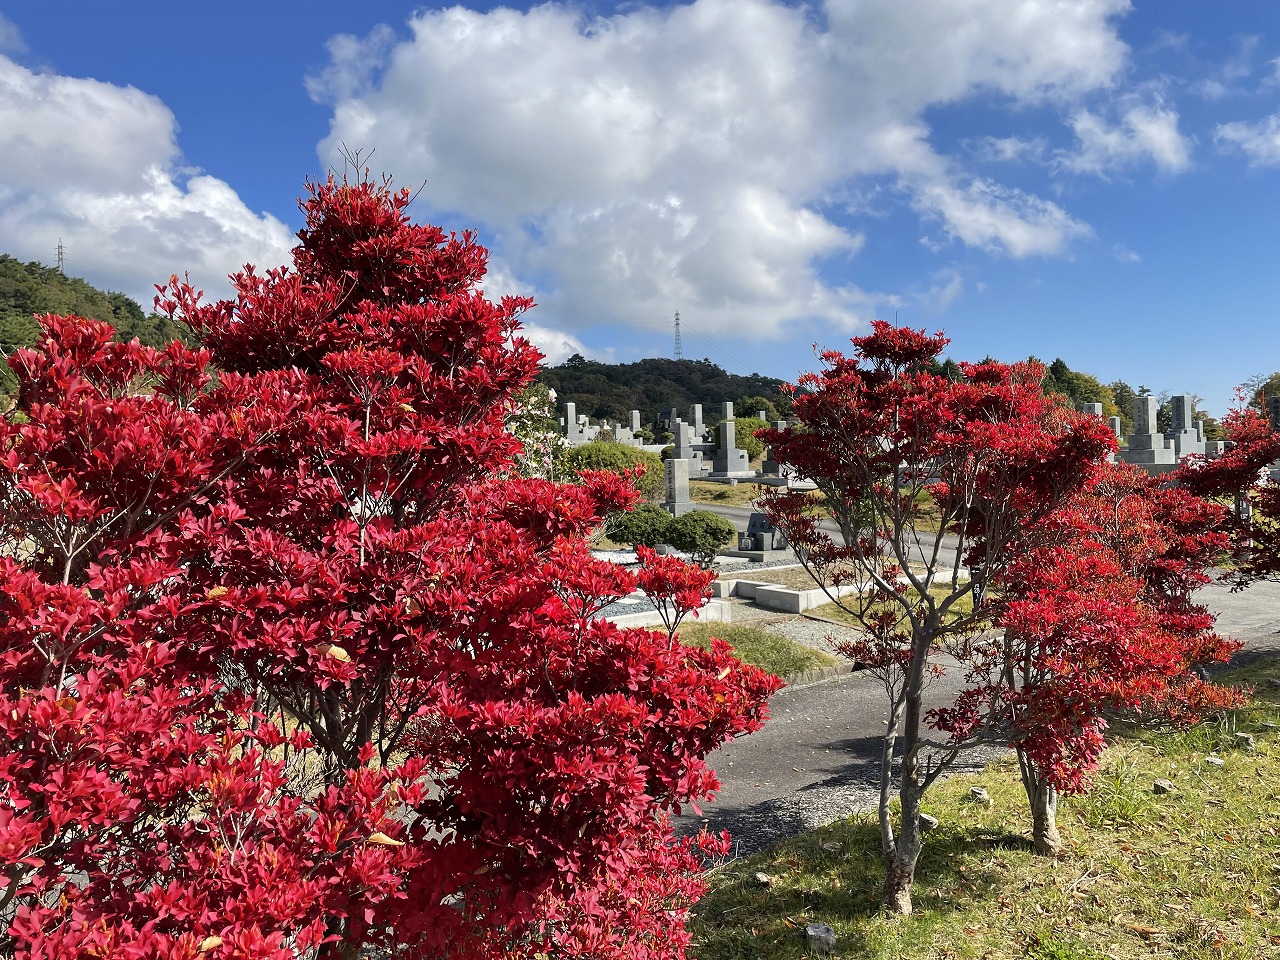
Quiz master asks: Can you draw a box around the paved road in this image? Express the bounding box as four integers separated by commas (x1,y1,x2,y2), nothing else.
677,575,1280,855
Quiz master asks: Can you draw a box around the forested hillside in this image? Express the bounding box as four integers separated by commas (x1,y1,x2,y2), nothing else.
0,255,188,393
536,354,790,425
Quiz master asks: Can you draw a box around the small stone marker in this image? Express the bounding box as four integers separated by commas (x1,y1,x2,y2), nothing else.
919,812,940,832
969,786,991,806
753,871,773,888
805,922,837,958
1234,732,1256,751
1153,778,1174,794
821,841,842,852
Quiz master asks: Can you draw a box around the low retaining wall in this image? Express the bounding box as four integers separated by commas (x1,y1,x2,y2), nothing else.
603,597,734,629
711,577,860,614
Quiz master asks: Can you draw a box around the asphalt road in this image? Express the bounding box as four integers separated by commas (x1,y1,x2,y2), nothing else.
677,574,1280,855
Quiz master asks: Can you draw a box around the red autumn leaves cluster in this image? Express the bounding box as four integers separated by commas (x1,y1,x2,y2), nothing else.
0,173,778,959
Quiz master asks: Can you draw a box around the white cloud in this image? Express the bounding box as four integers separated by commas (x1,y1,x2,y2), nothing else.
310,0,1134,341
1215,114,1280,166
0,13,25,55
912,174,1092,257
0,55,294,308
1190,34,1260,101
1056,98,1193,177
520,322,592,366
967,135,1048,164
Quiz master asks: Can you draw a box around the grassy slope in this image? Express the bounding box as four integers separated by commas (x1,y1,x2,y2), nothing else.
680,622,839,679
690,661,1280,960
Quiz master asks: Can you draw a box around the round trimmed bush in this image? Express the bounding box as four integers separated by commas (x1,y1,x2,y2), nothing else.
665,510,738,565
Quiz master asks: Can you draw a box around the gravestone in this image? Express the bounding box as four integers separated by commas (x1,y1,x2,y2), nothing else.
1268,395,1280,433
671,418,704,473
629,410,641,433
745,511,787,551
712,411,751,475
1120,395,1176,469
1081,402,1103,416
1108,416,1122,438
564,402,597,446
1165,394,1205,458
756,410,768,422
762,420,792,476
689,403,704,439
663,459,694,516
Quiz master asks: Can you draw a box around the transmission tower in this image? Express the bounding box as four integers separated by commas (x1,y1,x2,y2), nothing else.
673,310,683,360
56,238,65,272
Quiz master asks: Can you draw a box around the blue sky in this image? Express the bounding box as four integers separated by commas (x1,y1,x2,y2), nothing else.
1,1,1278,415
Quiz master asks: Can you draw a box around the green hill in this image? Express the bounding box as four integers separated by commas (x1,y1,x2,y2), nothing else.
0,255,189,394
536,354,790,428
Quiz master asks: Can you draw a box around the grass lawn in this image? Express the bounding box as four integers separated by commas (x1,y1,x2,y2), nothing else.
690,480,777,509
680,622,839,679
689,660,1280,960
808,582,977,628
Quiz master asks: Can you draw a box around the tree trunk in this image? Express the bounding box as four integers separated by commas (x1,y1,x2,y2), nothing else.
883,664,927,915
883,851,916,915
883,783,924,914
1018,749,1063,856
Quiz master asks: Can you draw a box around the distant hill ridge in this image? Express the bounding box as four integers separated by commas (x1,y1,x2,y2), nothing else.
0,254,189,393
535,354,791,426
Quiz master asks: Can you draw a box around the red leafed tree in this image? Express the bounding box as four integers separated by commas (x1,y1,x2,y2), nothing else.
0,171,777,958
932,462,1243,856
1176,401,1280,585
760,322,1117,913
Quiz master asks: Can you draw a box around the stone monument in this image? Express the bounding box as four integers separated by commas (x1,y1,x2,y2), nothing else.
663,459,694,516
1119,395,1176,469
1165,394,1205,458
712,402,751,475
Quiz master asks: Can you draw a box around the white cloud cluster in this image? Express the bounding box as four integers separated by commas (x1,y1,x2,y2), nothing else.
1057,98,1193,177
1215,114,1280,167
0,55,294,309
309,0,1141,340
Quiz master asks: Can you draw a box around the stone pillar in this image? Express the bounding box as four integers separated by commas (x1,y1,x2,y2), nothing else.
1133,396,1156,435
713,414,750,474
663,459,693,516
1268,395,1280,433
630,409,641,432
1166,394,1204,458
1120,395,1176,467
1108,416,1122,438
1081,402,1103,416
722,401,734,420
690,404,704,437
